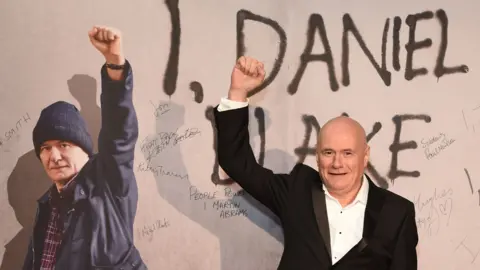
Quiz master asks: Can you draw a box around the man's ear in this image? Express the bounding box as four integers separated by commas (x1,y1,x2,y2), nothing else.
363,144,370,167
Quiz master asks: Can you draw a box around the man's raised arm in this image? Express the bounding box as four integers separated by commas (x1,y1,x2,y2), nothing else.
213,56,294,216
88,26,138,197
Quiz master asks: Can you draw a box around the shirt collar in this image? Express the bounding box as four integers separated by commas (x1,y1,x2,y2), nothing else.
323,174,369,206
49,174,78,207
356,175,369,205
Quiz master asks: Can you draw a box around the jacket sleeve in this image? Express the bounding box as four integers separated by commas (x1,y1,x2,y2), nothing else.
389,202,419,270
97,60,139,197
213,105,293,216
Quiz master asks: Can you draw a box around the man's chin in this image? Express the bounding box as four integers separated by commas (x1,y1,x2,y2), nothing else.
49,173,74,184
324,175,352,187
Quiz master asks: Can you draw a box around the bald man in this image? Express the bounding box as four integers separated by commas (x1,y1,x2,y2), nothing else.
213,56,418,270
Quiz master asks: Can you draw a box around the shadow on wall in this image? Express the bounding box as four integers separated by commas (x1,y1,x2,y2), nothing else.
68,74,101,153
0,74,100,270
1,151,51,270
140,101,291,269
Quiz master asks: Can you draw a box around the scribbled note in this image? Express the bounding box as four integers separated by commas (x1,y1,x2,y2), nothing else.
213,199,248,219
149,100,171,118
137,163,189,180
413,187,453,237
454,234,480,265
0,112,31,150
139,128,201,162
136,218,171,242
189,185,249,219
421,132,455,160
462,106,480,133
190,185,218,200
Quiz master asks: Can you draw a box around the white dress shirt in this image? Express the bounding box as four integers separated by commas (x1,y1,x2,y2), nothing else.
216,97,369,264
324,175,368,264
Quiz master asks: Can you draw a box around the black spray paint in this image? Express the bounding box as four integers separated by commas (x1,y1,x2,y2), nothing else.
205,106,266,186
294,115,321,163
388,114,431,183
463,168,480,206
341,113,389,189
404,10,469,81
392,16,402,71
288,14,338,94
163,0,181,97
164,0,205,102
161,7,468,99
464,168,474,194
364,121,388,189
295,113,432,188
236,9,287,97
164,8,290,101
341,14,391,87
287,9,468,94
189,81,204,103
433,9,469,77
159,6,465,189
255,107,266,165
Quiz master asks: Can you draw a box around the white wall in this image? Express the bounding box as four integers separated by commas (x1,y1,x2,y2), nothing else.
0,0,479,269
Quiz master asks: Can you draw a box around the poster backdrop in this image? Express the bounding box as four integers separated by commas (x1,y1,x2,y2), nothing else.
0,0,479,269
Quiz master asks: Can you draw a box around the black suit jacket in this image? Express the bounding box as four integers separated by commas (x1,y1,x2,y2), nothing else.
214,106,418,270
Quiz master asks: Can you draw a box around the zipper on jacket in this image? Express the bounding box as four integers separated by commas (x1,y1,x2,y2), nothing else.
32,206,40,269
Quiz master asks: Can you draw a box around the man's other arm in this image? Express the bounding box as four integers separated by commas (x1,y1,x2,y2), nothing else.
214,56,296,216
89,26,139,198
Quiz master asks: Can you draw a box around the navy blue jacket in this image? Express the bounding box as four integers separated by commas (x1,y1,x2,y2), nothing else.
23,61,147,270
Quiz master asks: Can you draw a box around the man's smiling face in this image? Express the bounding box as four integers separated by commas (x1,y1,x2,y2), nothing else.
316,117,369,194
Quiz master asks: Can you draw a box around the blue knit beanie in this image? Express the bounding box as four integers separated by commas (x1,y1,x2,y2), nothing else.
33,101,94,158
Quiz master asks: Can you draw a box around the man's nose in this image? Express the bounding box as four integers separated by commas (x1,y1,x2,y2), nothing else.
332,155,343,168
49,147,62,162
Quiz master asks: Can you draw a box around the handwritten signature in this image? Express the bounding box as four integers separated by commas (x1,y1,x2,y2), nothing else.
149,100,171,118
0,112,31,149
189,185,218,200
421,132,455,160
136,218,171,241
140,128,201,161
212,199,248,219
137,162,189,180
462,106,480,133
413,187,453,237
224,187,245,198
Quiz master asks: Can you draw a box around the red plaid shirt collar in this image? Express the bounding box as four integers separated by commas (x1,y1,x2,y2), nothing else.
39,177,77,270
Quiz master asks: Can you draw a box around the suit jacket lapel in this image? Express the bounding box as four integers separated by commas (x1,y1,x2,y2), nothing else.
332,175,388,267
363,175,386,238
311,181,332,258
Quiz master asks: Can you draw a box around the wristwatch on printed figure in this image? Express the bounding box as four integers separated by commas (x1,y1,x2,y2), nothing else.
105,63,125,70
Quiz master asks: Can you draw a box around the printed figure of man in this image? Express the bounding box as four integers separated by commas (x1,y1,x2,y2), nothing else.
213,56,418,269
22,26,147,270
